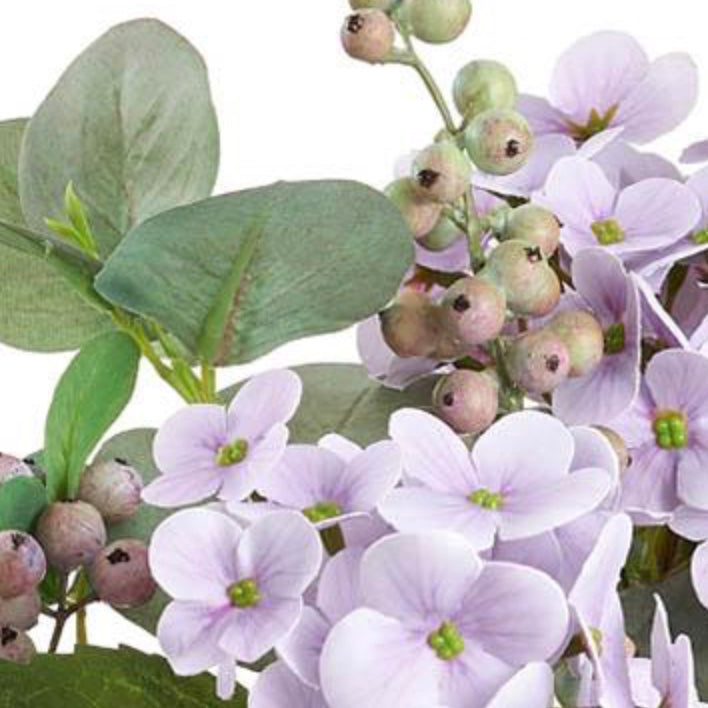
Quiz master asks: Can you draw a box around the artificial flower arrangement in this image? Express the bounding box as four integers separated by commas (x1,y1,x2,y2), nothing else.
0,0,707,706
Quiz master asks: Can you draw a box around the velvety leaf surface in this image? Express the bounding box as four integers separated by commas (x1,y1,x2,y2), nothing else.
95,181,413,365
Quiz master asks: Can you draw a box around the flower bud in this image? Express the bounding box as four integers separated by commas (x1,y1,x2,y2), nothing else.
350,0,394,9
503,204,560,257
433,369,498,434
0,627,35,664
385,178,442,239
341,10,395,64
89,539,157,609
0,454,33,485
464,108,533,175
453,60,517,118
440,276,506,346
36,501,106,573
506,330,571,394
412,141,471,204
417,215,463,252
482,240,561,317
0,591,41,630
594,426,631,475
380,290,440,358
402,0,472,44
546,310,604,377
0,532,46,599
79,458,144,523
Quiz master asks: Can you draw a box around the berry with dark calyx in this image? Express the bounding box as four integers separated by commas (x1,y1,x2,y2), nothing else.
380,290,440,358
464,108,533,176
0,532,46,600
0,454,33,485
503,204,561,257
418,215,464,252
506,330,571,394
341,10,395,64
433,369,499,434
350,0,394,9
482,240,561,317
547,310,604,378
79,458,144,523
0,591,41,630
89,539,157,609
35,501,106,573
440,276,506,346
402,0,472,44
453,60,518,118
413,141,471,204
385,178,442,239
0,627,35,664
594,426,631,474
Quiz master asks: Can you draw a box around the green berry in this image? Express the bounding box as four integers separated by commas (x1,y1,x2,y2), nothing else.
453,60,517,118
349,0,394,9
547,310,604,378
433,369,498,434
417,215,464,252
503,204,560,257
385,178,442,239
464,108,533,176
341,10,395,64
402,0,472,44
413,141,471,204
506,330,571,394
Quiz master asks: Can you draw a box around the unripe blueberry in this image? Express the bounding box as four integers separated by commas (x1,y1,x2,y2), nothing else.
453,60,518,118
385,178,442,239
0,591,41,630
89,539,157,609
0,532,46,600
412,141,471,204
78,458,144,523
440,276,506,346
402,0,472,44
0,454,33,485
503,204,561,257
0,627,35,664
594,426,631,475
380,290,440,358
349,0,394,9
418,215,463,252
464,108,533,175
341,10,395,64
506,330,571,394
547,310,604,378
433,370,498,434
482,240,561,317
35,501,106,573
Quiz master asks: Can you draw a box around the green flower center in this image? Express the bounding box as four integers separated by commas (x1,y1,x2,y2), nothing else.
653,411,688,450
468,488,503,510
227,578,261,608
302,501,343,523
591,219,625,246
693,228,708,245
215,438,249,467
604,322,626,355
567,105,619,142
427,621,465,661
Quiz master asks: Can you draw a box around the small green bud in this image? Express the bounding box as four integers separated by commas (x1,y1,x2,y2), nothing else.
547,310,604,378
453,60,518,118
303,501,343,523
503,204,561,257
427,620,465,660
216,439,249,467
413,142,471,204
433,369,498,434
417,215,464,252
653,411,688,450
0,627,35,665
506,330,571,394
592,219,625,246
469,488,503,510
402,0,472,44
228,578,261,608
341,10,395,64
385,178,442,239
464,108,533,176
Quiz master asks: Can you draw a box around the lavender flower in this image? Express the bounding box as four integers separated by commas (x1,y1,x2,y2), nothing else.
250,662,328,708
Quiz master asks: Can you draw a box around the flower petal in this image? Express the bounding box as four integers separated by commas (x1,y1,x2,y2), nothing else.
670,506,708,542
141,468,222,508
677,428,708,511
251,662,328,708
645,349,708,421
486,663,554,708
276,605,329,688
691,541,708,610
517,94,569,136
682,140,708,165
318,433,362,463
317,547,364,625
340,441,402,511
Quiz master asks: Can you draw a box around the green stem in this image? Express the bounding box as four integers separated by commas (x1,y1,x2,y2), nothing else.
76,606,88,645
463,190,485,268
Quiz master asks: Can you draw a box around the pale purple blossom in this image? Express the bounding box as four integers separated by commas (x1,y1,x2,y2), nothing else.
593,141,682,191
250,662,328,708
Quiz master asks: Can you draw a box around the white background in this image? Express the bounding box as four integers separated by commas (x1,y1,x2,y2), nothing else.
0,0,705,663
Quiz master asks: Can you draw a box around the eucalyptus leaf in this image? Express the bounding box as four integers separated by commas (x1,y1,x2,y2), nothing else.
19,18,219,254
44,332,140,501
0,645,247,707
0,476,47,532
95,181,413,365
0,119,111,351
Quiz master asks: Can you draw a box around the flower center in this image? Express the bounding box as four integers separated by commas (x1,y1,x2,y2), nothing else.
302,501,343,523
567,105,619,142
428,621,465,661
216,438,249,467
693,228,708,245
591,219,625,246
227,578,261,608
653,411,688,450
604,322,626,355
468,488,503,510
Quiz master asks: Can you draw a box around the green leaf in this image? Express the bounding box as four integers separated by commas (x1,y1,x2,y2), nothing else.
44,332,141,501
0,645,247,706
0,477,47,532
0,119,111,351
19,18,219,255
95,180,413,365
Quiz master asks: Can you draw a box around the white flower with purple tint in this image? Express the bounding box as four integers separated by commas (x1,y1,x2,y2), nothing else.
379,409,611,551
518,31,698,145
148,508,322,700
250,662,328,708
319,532,569,708
142,370,301,507
593,141,682,191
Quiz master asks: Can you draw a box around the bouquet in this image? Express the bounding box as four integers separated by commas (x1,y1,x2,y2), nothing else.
0,1,707,706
